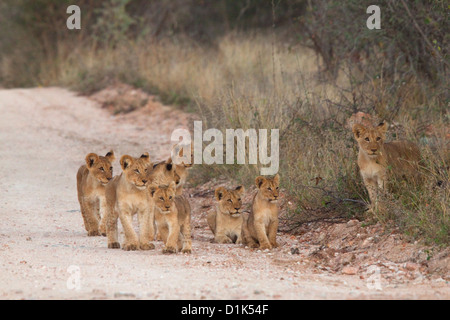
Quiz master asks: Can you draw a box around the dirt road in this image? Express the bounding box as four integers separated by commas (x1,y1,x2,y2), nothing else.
0,87,448,300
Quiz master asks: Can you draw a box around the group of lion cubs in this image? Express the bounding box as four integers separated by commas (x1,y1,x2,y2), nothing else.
76,146,281,254
77,121,422,254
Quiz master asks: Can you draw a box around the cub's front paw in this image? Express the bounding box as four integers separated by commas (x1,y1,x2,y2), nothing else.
259,243,272,250
108,242,120,249
87,230,100,237
140,242,155,250
216,237,232,244
270,241,279,248
181,247,192,254
122,243,138,251
163,246,177,254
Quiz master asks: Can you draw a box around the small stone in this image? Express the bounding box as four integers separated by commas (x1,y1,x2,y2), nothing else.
347,219,359,228
342,266,359,275
404,262,420,272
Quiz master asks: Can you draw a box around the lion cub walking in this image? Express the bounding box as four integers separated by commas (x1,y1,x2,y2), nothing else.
352,122,421,210
149,182,192,254
105,153,155,251
242,174,280,250
76,151,115,236
207,186,245,244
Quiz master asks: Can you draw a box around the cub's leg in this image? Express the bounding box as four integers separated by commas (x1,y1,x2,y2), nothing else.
138,209,155,250
157,222,169,244
119,211,139,251
268,219,279,248
206,211,217,236
364,177,381,214
81,199,100,236
106,208,120,249
180,221,192,254
254,220,271,250
98,197,108,236
241,217,259,248
163,221,180,254
214,225,233,244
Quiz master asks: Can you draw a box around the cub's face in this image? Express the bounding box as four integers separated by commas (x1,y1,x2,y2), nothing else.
256,174,280,203
120,153,152,190
353,122,388,157
149,182,176,214
215,186,245,217
86,151,115,185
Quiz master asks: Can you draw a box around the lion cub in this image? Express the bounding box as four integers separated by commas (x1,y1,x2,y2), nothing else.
352,122,421,210
242,174,280,250
76,151,115,236
149,182,192,254
105,153,155,251
207,186,245,244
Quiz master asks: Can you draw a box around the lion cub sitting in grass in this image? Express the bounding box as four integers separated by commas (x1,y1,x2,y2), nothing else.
149,182,192,254
105,153,155,251
207,186,245,244
242,174,280,250
352,122,421,211
76,151,115,236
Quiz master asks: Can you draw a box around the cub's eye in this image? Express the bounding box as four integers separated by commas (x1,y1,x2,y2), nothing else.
99,167,104,172
238,198,241,201
159,197,164,201
169,196,173,200
227,199,232,203
109,167,113,171
365,137,370,142
134,169,140,174
376,137,381,141
276,187,279,190
144,168,148,172
267,187,272,191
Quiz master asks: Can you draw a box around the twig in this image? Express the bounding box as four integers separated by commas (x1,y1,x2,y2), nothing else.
399,0,449,68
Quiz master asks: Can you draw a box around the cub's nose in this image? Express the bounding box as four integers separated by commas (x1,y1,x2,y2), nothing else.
371,149,377,153
234,207,240,211
165,205,170,209
107,177,112,181
142,179,148,184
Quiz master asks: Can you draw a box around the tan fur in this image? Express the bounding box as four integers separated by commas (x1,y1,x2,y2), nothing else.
150,158,192,196
207,186,245,244
76,151,115,236
105,153,155,251
171,143,194,195
149,182,192,254
242,174,280,250
352,122,421,210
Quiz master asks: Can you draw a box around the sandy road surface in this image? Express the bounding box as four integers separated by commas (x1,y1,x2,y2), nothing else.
0,88,448,300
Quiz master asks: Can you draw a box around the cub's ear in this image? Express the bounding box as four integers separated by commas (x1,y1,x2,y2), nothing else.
120,155,133,170
273,173,280,186
105,150,115,162
140,152,151,163
255,176,266,188
215,187,227,201
148,185,157,197
377,122,388,135
352,124,366,139
235,185,245,195
165,159,173,172
86,153,99,169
